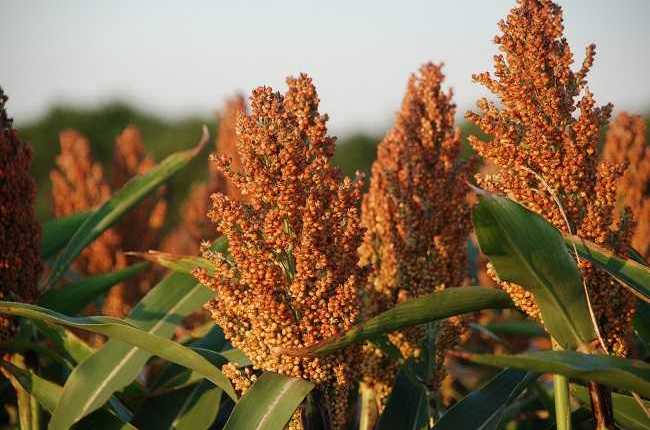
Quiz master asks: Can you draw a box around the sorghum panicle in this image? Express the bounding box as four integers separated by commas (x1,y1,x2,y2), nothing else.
194,75,364,429
603,113,649,261
50,130,126,277
466,0,635,355
0,88,42,341
358,63,473,405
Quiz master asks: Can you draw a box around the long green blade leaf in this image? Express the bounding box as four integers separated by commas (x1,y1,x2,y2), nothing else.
45,127,208,287
460,350,650,397
0,361,137,430
376,371,428,430
573,385,650,430
41,212,91,260
286,287,512,356
39,262,148,314
170,381,223,430
44,273,231,429
472,190,596,349
223,373,314,430
127,251,217,277
566,234,650,302
433,369,537,430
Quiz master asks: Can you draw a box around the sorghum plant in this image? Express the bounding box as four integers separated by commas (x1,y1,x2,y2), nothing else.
359,63,472,410
193,74,365,429
466,0,635,356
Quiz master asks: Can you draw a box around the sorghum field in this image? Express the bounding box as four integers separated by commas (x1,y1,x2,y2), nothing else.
1,0,650,429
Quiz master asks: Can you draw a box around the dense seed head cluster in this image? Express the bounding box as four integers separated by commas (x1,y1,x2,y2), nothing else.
603,113,649,261
51,130,126,277
194,74,364,429
161,96,245,256
466,0,635,355
51,127,166,317
358,63,473,406
0,88,42,341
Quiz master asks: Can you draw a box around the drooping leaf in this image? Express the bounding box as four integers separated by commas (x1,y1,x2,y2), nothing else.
573,385,650,430
461,350,650,397
39,262,148,315
41,212,90,260
0,360,137,430
565,234,650,303
472,189,596,350
434,369,537,430
45,127,209,288
33,322,95,364
483,320,546,338
223,372,314,430
286,287,512,356
376,371,428,430
170,381,223,430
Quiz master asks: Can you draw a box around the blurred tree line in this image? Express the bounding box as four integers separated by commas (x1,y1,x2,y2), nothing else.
16,101,649,229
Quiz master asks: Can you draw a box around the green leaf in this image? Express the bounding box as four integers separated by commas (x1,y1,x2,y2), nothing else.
461,350,650,397
376,371,428,430
0,360,137,430
46,273,228,429
286,287,512,356
472,189,596,350
434,369,537,430
170,381,223,430
565,234,650,303
223,372,314,430
39,262,148,314
45,127,209,287
483,320,546,338
573,385,650,430
127,251,217,276
33,322,95,364
634,301,650,349
41,212,90,260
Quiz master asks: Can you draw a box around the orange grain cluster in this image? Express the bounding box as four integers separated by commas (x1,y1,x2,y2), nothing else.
603,113,649,262
358,64,473,405
466,0,635,355
194,75,364,430
50,126,166,317
0,88,42,341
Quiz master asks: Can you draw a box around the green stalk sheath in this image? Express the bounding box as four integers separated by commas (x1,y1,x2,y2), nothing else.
552,338,571,430
553,373,572,430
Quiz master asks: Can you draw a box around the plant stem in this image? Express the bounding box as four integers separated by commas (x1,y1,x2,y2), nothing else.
552,338,571,430
587,381,615,430
553,373,572,430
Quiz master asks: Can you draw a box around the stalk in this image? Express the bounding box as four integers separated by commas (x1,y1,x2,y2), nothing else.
553,373,572,430
587,382,615,430
552,339,571,430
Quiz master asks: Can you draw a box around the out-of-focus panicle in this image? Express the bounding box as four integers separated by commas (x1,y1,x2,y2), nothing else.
50,130,126,277
193,75,364,430
603,113,649,261
103,126,167,317
161,95,245,257
51,126,167,319
0,88,42,341
358,63,473,407
466,0,635,355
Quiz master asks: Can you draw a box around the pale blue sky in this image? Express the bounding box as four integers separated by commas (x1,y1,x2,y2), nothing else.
2,0,649,134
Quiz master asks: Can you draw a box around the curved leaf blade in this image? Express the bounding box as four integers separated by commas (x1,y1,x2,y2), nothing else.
171,381,223,430
286,287,512,356
0,361,137,430
573,385,650,430
39,262,148,314
566,234,650,302
460,350,650,397
41,212,90,260
472,190,596,349
434,369,537,430
224,372,313,430
45,127,209,287
40,273,233,429
127,251,217,277
376,371,427,430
